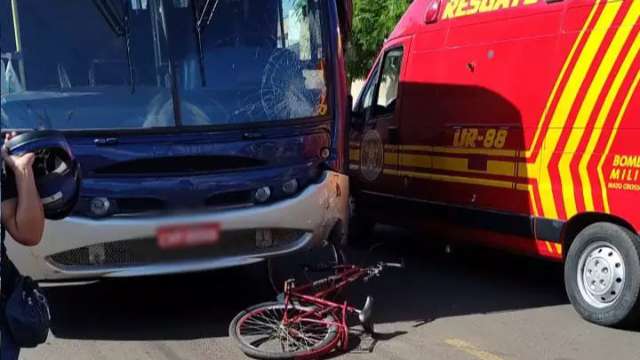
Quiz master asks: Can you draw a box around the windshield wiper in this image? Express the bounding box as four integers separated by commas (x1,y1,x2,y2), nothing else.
92,0,136,93
123,5,136,93
197,0,221,31
191,0,220,87
92,0,125,35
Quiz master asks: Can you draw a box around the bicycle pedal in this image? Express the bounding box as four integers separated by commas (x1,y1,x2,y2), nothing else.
359,296,375,330
353,333,377,353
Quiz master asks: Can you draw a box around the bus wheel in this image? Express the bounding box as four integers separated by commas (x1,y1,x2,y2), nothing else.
564,222,640,327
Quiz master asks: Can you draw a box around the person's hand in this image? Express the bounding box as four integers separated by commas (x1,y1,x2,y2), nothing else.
1,132,36,176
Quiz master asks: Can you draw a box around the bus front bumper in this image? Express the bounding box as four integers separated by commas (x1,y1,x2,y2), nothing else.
7,171,349,281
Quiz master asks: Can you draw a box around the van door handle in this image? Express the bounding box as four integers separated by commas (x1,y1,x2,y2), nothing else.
388,126,400,145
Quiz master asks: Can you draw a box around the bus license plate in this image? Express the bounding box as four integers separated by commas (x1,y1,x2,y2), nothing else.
157,223,221,250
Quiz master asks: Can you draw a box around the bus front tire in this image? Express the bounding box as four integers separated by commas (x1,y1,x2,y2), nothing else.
564,222,640,327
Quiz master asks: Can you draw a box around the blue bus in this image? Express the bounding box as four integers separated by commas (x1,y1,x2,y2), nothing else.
1,0,352,284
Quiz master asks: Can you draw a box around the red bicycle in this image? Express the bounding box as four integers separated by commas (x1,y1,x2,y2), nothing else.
229,262,403,359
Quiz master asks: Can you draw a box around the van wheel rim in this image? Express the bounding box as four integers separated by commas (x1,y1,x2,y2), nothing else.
577,241,625,308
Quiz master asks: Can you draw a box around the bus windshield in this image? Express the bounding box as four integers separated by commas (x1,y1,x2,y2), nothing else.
1,0,330,130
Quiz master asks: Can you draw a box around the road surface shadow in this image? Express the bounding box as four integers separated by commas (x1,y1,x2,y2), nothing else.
344,225,569,327
45,263,274,341
45,225,571,341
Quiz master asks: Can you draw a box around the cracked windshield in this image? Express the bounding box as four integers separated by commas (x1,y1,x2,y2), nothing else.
1,0,329,130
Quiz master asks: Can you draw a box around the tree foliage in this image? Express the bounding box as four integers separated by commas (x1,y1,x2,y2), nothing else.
347,0,411,80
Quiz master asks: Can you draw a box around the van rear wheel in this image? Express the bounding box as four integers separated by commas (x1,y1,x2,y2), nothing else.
565,222,640,327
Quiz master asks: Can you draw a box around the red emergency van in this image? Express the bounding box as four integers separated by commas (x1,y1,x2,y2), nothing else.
348,0,640,326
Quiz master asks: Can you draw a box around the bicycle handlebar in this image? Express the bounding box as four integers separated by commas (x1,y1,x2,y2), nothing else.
363,260,405,282
381,261,404,269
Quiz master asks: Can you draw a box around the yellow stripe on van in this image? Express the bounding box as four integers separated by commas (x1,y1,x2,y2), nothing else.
397,144,517,157
486,160,516,177
560,1,639,217
523,1,602,159
581,16,640,211
395,153,516,177
349,148,361,161
517,161,538,178
384,151,399,165
384,169,516,189
529,187,540,216
555,243,563,255
399,153,433,169
545,241,554,253
397,144,434,152
538,0,621,219
598,70,640,213
431,146,517,157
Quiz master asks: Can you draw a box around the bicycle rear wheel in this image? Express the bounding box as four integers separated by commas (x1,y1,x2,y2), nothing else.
229,302,340,359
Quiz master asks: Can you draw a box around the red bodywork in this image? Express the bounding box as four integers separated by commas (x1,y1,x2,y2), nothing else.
349,0,640,260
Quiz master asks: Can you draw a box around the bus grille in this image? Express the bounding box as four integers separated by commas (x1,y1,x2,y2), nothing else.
47,229,305,269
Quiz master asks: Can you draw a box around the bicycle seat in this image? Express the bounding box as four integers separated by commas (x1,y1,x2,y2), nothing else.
359,296,375,334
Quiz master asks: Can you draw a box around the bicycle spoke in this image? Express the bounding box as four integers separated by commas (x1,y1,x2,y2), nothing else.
243,317,278,331
296,325,328,345
253,310,281,326
283,317,332,351
240,323,276,336
295,332,316,349
284,330,307,352
234,303,337,356
240,313,281,335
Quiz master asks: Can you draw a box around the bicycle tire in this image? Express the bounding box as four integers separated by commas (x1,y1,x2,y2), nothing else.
229,301,340,360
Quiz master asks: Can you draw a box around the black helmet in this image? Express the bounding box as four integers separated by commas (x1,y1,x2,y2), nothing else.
5,130,81,220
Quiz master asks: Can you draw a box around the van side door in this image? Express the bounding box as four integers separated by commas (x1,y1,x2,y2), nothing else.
350,43,408,203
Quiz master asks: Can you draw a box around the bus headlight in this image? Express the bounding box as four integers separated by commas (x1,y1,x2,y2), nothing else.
282,179,299,195
254,186,272,203
90,197,111,217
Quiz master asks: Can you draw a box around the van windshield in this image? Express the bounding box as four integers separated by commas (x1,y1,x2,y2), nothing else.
1,0,330,130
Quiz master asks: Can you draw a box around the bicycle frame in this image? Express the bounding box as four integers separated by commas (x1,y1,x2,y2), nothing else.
280,265,369,351
230,261,400,359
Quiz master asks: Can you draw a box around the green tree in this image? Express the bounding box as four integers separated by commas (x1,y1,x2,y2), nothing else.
347,0,411,80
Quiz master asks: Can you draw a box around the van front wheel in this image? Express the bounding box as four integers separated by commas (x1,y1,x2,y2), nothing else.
565,222,640,327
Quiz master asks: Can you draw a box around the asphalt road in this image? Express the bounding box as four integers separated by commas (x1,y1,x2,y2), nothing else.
22,227,640,360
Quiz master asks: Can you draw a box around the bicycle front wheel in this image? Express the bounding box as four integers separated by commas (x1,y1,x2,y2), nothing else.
229,302,340,360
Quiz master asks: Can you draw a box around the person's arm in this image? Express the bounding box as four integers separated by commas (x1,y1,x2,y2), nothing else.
1,142,45,247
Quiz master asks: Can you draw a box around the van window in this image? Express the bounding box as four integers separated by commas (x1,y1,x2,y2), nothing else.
359,62,380,112
374,48,403,116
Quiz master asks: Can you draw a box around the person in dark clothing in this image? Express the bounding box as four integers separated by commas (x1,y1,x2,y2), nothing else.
1,132,45,360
